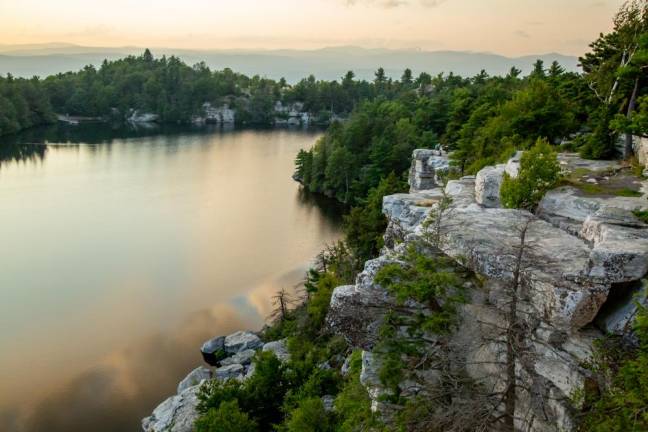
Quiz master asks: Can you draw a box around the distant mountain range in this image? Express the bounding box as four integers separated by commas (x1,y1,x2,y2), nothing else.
0,43,580,82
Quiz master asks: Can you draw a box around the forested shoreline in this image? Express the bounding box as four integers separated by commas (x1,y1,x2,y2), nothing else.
0,49,433,136
3,1,648,431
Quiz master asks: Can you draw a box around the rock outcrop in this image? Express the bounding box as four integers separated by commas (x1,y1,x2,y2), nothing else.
128,110,159,123
262,339,290,362
408,149,450,192
475,164,506,207
632,135,648,176
142,385,201,432
224,331,263,353
177,366,212,394
201,335,226,365
327,149,648,432
145,148,647,432
143,331,283,432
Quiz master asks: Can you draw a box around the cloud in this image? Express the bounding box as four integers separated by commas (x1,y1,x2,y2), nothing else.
514,30,530,39
345,0,447,7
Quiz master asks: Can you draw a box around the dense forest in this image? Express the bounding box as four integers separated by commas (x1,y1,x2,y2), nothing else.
0,75,56,136
0,49,427,135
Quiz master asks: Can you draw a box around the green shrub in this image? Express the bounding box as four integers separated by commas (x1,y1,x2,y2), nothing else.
344,172,407,264
375,245,466,334
195,400,257,432
334,352,382,432
500,138,560,210
633,210,648,224
615,188,642,197
579,307,648,431
197,351,288,430
580,107,618,160
284,398,334,432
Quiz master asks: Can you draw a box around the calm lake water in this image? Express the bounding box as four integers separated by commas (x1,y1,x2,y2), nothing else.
0,124,342,432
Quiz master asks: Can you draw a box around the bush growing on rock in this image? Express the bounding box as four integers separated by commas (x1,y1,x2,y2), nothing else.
344,172,407,265
283,398,334,432
194,400,257,432
375,245,467,334
197,351,289,430
334,351,381,432
578,307,648,431
500,138,560,211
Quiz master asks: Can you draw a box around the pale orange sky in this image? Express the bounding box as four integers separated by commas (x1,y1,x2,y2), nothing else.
0,0,624,55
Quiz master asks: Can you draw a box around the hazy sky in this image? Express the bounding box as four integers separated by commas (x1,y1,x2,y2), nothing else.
0,0,624,55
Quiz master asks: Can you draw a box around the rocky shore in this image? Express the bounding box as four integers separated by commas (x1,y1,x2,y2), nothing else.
143,331,289,431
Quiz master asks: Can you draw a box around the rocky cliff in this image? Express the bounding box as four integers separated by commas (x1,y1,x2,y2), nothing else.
143,149,647,432
327,149,648,431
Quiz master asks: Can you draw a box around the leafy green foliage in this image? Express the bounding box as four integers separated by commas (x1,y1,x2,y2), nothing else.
500,138,560,210
297,97,436,204
579,307,648,432
375,245,466,334
197,351,289,430
195,400,257,432
0,75,55,136
633,210,648,224
334,351,382,432
344,173,407,265
580,106,619,159
282,398,334,432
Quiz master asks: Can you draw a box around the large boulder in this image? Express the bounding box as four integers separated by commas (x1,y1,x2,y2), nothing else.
537,188,648,284
408,149,450,192
505,151,523,178
220,349,256,366
444,176,477,207
224,331,263,353
475,165,505,208
433,206,607,330
214,363,245,381
537,187,648,236
177,366,212,394
581,211,648,283
359,351,393,413
262,339,290,362
201,336,226,366
383,190,442,233
142,384,200,432
327,256,406,348
633,135,648,174
536,187,602,235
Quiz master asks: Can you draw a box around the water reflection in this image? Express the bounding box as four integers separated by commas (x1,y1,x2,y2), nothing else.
0,143,46,167
296,187,348,225
0,126,341,431
19,305,253,432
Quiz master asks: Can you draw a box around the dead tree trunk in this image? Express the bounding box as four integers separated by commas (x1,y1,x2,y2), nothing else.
504,218,531,431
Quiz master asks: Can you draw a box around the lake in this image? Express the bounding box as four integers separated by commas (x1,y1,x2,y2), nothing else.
0,124,343,432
